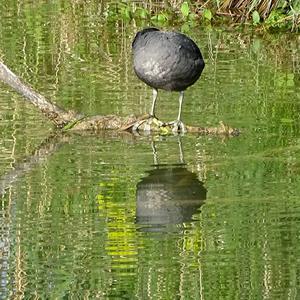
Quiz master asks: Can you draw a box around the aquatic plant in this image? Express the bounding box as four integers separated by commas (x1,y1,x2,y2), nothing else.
103,0,300,31
213,0,300,30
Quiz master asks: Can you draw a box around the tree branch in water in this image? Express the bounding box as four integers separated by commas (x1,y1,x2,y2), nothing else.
0,62,81,127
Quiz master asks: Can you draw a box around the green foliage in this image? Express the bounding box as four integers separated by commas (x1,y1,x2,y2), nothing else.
265,9,289,30
119,3,132,21
151,12,169,24
180,1,190,18
203,9,213,21
208,0,299,31
252,10,260,25
214,0,221,9
134,7,149,19
101,0,299,31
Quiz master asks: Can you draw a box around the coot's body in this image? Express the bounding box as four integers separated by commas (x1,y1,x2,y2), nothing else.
132,28,205,131
132,28,204,92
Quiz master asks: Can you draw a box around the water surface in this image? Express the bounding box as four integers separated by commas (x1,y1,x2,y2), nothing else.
1,1,300,299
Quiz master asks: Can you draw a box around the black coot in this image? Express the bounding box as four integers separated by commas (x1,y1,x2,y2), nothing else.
132,28,205,132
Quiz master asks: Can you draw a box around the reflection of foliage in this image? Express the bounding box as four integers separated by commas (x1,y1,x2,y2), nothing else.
97,169,138,260
198,194,300,299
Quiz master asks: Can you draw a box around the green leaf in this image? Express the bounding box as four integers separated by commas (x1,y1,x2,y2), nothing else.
158,14,167,22
135,8,148,19
152,13,168,23
181,2,190,17
181,23,190,33
120,5,131,20
203,9,212,21
252,10,260,25
189,13,197,21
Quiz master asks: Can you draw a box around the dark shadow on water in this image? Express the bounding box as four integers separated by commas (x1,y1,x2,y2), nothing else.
136,138,207,232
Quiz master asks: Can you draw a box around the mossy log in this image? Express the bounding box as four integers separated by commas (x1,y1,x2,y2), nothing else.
0,62,239,136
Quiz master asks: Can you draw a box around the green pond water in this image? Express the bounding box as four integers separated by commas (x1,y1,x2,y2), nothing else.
1,1,300,299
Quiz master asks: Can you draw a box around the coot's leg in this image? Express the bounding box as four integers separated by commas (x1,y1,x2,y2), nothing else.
150,88,158,117
167,91,186,132
135,88,163,131
177,91,184,122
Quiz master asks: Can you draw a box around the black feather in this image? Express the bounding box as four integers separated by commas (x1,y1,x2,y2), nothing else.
132,28,205,92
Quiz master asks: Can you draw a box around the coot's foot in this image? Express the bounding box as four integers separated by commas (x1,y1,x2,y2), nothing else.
148,115,164,128
132,115,164,132
166,120,186,133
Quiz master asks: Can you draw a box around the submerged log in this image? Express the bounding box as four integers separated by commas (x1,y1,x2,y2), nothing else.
0,133,66,197
0,61,239,136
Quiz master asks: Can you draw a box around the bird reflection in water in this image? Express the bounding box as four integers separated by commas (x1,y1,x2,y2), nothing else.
136,138,207,231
